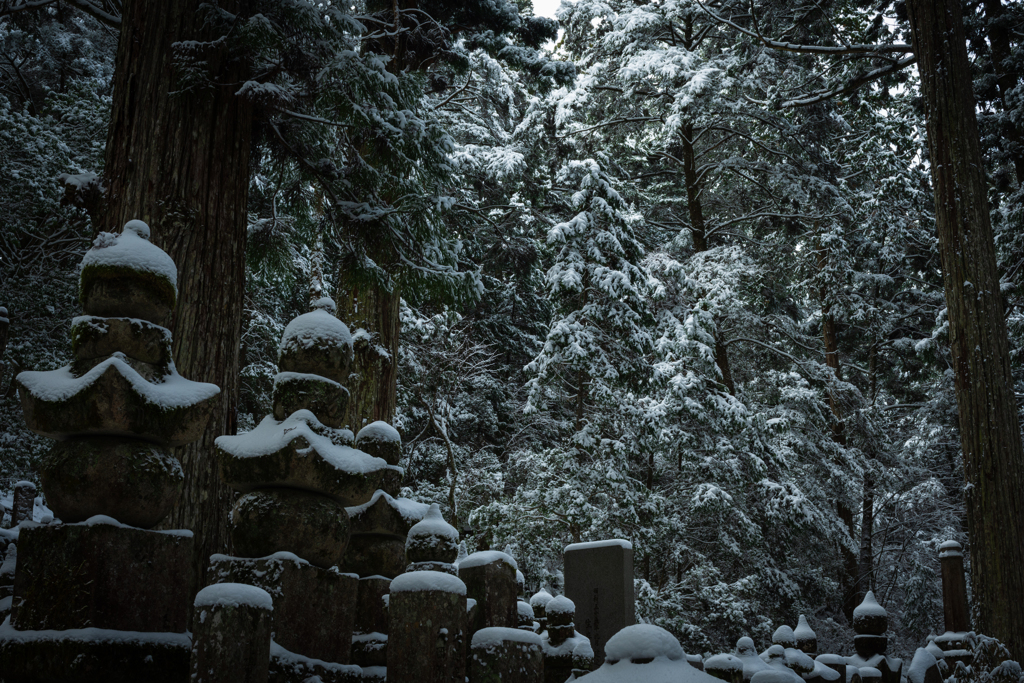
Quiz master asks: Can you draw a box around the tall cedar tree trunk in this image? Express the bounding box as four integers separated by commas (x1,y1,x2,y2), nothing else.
815,233,860,620
103,0,254,587
336,280,400,430
908,0,1024,659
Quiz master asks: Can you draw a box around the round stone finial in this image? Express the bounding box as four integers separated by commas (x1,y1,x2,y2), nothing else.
311,297,337,315
736,636,757,656
938,540,963,558
405,503,459,564
604,623,684,664
123,220,151,240
277,306,353,384
852,591,888,635
355,421,402,466
545,595,575,627
772,624,796,648
530,590,553,611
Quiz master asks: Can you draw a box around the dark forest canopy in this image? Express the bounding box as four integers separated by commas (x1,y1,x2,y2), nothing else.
3,0,1024,661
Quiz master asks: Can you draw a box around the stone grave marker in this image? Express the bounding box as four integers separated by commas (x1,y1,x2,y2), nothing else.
563,539,634,664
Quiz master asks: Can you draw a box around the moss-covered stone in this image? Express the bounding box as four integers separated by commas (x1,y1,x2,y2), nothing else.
80,269,175,328
382,465,403,497
341,534,406,578
190,585,273,683
217,438,385,507
354,423,402,466
273,374,348,428
71,316,172,366
355,575,391,634
41,438,182,529
347,491,424,538
209,554,358,665
11,521,193,632
278,337,352,386
18,362,219,447
231,488,350,568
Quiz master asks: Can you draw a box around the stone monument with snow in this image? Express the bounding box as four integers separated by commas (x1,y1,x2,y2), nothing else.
564,538,635,665
2,220,220,682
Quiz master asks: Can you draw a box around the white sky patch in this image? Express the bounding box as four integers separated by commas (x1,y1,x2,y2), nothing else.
533,0,562,19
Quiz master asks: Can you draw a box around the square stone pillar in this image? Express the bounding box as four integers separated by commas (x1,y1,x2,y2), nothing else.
563,539,634,664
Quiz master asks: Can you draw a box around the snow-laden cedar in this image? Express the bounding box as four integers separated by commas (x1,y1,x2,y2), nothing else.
194,582,273,610
390,570,466,595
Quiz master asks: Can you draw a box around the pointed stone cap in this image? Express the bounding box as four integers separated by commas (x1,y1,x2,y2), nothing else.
277,298,353,384
18,356,219,446
217,410,387,506
794,614,817,654
853,591,888,635
405,503,459,564
736,636,758,657
80,220,177,327
346,489,429,537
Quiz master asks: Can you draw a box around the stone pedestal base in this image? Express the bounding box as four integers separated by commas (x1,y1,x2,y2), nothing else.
11,521,193,632
210,553,358,664
0,622,190,683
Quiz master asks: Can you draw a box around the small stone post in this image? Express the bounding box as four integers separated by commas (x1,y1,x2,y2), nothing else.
190,583,273,683
939,541,970,633
469,627,543,683
11,481,35,526
388,571,468,683
460,551,519,634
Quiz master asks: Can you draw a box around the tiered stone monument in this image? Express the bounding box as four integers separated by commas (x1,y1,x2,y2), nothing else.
541,595,591,683
564,539,634,665
213,298,395,674
845,591,902,683
3,220,220,682
931,541,972,667
388,505,468,683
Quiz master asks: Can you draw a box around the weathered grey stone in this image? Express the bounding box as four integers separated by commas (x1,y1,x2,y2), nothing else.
529,590,552,634
346,490,427,538
355,575,392,634
0,627,190,683
218,434,386,507
388,571,468,683
71,316,172,367
355,422,402,466
351,632,387,668
12,481,35,526
795,615,817,654
342,534,407,578
706,654,745,683
408,559,458,575
80,272,174,328
18,361,219,446
231,488,350,568
209,553,358,664
190,583,273,683
273,373,348,428
939,541,970,633
41,439,182,529
381,465,403,497
460,552,518,634
854,635,888,658
564,540,634,665
518,600,535,631
572,639,596,678
852,592,887,636
11,521,193,632
469,627,543,683
405,503,459,564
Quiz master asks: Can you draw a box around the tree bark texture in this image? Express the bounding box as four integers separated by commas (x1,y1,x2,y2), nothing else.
103,0,254,587
908,0,1024,659
335,276,400,431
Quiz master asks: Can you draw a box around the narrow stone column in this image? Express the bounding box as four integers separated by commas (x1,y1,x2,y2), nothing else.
11,481,36,526
469,627,543,683
939,541,970,633
388,570,467,683
460,551,518,634
190,583,273,683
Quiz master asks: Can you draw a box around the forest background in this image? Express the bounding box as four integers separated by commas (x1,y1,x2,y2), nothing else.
2,0,1023,663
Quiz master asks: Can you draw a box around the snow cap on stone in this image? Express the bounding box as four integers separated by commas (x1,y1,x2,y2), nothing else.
604,624,685,663
737,637,758,656
405,503,459,564
391,569,466,595
772,625,796,648
546,595,575,616
81,221,177,291
794,615,815,640
530,590,554,610
194,582,274,611
279,304,352,358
